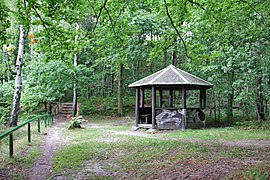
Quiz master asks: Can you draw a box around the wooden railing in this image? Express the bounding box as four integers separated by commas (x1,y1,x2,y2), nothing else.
0,98,61,158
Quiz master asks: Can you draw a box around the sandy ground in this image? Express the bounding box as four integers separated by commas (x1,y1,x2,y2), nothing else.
20,119,270,179
27,117,68,180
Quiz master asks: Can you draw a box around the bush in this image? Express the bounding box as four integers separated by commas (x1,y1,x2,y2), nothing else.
67,116,87,129
79,96,135,116
234,120,270,130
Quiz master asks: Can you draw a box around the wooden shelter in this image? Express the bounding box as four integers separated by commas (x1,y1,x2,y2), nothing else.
128,64,213,130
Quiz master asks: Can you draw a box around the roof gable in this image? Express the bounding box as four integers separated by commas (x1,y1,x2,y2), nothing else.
128,64,213,88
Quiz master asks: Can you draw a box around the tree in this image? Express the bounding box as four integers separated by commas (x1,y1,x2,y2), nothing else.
9,26,25,127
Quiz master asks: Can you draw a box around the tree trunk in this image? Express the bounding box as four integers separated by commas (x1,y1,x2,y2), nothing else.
5,50,9,81
172,50,177,66
213,90,217,122
172,38,178,66
227,91,234,122
117,63,124,116
72,53,78,117
226,71,234,122
256,77,265,123
72,23,79,117
218,95,222,122
164,50,168,67
48,102,52,114
44,102,47,114
9,26,25,127
110,68,114,96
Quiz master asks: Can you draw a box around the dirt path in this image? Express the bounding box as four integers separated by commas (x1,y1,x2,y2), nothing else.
28,116,68,180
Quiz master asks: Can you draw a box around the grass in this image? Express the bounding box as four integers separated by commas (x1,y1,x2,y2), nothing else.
8,145,41,179
164,127,270,140
0,120,48,178
52,137,212,178
2,116,270,179
232,161,270,180
50,117,270,179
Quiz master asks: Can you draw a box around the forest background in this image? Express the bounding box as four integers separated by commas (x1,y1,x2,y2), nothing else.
0,0,269,127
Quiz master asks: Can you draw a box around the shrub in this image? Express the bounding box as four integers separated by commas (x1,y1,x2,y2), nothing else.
79,96,135,116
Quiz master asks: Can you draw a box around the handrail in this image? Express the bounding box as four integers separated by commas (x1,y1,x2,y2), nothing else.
51,97,62,123
0,115,43,140
0,114,51,158
0,97,62,158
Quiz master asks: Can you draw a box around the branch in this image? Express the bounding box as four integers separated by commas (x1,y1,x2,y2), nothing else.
87,0,98,18
104,6,118,38
163,0,190,59
238,0,266,24
187,0,206,10
92,0,108,32
32,6,48,29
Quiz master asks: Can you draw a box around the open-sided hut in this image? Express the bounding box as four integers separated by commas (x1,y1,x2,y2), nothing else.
128,64,213,130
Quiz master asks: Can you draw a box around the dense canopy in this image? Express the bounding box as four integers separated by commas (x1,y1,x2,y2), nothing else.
0,0,269,124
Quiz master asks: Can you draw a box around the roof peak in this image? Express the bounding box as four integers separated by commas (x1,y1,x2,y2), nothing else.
128,64,213,88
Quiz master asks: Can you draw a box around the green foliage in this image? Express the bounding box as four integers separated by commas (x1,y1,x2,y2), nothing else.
0,81,13,124
21,60,72,111
234,121,270,130
80,96,134,116
0,0,10,46
0,0,269,125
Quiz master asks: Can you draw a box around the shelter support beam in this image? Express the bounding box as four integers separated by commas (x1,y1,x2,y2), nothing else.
182,87,186,109
169,87,173,107
152,86,156,129
159,89,163,107
140,88,145,108
135,87,140,127
200,89,206,109
182,87,186,129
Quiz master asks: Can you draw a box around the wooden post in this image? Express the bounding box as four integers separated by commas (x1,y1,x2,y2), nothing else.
182,87,186,129
169,87,173,107
200,89,206,109
182,87,186,109
152,86,156,129
140,87,145,108
44,116,47,128
37,118,40,133
9,133,13,158
28,123,31,143
159,89,163,108
135,87,140,127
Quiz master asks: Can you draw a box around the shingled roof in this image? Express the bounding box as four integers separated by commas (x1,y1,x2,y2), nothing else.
128,64,213,89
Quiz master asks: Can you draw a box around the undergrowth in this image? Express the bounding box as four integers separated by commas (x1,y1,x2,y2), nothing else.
79,96,134,116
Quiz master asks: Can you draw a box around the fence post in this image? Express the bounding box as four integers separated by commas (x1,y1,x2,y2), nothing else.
44,116,47,128
48,115,50,127
28,123,31,143
49,116,52,127
37,118,40,133
9,133,13,158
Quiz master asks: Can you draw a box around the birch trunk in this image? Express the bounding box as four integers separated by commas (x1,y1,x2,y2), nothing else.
72,23,79,117
72,53,78,117
9,26,25,127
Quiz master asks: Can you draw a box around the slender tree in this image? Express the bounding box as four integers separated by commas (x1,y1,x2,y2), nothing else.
9,26,25,127
72,23,79,117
